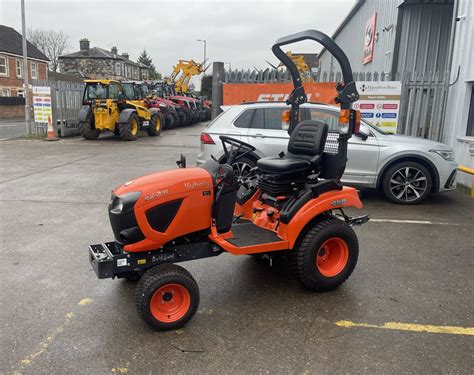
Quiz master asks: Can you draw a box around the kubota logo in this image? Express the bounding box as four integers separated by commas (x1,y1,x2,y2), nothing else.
331,199,347,206
184,180,211,189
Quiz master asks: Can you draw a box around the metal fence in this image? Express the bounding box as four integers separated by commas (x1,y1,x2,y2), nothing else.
33,79,84,137
223,68,449,142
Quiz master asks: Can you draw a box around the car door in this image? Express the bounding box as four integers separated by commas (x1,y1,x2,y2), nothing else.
246,107,289,158
304,107,380,187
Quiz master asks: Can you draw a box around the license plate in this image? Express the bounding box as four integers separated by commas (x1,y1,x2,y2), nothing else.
142,121,149,126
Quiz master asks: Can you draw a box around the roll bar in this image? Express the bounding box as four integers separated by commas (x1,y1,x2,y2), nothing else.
271,29,359,134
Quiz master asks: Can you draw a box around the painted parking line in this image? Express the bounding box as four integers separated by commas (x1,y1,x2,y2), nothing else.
336,320,474,336
370,218,463,226
12,298,93,374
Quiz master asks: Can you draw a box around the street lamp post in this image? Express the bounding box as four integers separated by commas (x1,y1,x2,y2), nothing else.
196,39,206,65
21,0,30,134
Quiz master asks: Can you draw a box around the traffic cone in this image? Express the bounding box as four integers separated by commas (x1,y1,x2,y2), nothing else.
45,115,59,141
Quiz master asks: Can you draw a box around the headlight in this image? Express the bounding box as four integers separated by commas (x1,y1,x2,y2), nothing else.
430,150,455,161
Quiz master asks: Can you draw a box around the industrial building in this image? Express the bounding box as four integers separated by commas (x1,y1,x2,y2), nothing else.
318,0,473,187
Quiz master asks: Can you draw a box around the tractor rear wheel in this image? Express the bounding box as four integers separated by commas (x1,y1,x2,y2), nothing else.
79,114,99,140
119,113,139,141
146,113,162,137
290,217,358,292
177,110,187,126
135,264,199,331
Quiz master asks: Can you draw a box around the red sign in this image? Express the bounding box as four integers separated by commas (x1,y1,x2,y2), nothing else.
363,13,377,65
383,103,398,109
359,103,375,109
222,83,338,105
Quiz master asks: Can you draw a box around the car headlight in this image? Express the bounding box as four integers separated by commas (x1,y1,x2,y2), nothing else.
430,150,455,161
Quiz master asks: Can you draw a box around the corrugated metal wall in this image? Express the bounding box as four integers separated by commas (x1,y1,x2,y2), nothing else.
318,0,402,77
395,2,453,74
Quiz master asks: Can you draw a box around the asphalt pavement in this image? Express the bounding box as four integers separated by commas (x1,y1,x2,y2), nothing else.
0,124,473,375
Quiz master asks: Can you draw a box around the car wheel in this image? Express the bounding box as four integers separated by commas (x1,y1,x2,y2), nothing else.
232,157,256,181
382,161,432,204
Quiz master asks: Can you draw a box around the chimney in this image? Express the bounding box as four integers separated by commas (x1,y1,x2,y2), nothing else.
121,52,129,60
111,46,118,55
79,38,90,51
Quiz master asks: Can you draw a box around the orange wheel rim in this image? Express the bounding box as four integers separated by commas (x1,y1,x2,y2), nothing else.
150,284,191,323
316,237,349,277
131,119,138,135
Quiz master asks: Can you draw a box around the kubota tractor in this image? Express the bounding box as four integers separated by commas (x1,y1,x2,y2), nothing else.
88,30,368,331
79,80,162,141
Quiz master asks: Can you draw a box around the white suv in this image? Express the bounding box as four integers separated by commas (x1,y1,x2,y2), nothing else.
197,102,458,204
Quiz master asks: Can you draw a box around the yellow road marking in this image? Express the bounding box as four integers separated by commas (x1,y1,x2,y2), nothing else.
13,299,93,374
336,320,474,336
78,298,93,306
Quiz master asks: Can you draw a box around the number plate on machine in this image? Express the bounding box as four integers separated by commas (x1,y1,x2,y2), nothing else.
142,121,149,126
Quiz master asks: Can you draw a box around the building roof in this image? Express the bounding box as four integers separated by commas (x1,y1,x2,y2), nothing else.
60,47,146,68
0,25,49,61
48,70,84,82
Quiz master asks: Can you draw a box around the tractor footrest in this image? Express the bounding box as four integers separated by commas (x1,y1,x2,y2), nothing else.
89,242,129,279
346,214,370,226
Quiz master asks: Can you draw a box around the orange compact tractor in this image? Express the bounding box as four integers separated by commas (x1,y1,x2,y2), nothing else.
89,30,369,331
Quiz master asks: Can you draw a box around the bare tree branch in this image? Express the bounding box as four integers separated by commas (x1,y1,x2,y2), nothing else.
27,28,70,72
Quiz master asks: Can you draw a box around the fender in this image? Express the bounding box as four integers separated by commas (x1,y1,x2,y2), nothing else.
78,106,91,122
118,108,137,123
149,107,159,115
282,186,362,248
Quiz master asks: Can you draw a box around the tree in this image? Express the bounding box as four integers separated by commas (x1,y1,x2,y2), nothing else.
27,28,70,72
200,75,212,98
137,50,162,80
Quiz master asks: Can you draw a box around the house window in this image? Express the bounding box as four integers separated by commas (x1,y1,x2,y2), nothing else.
1,88,10,97
16,59,22,78
0,56,7,76
31,62,37,79
115,62,122,76
17,89,24,97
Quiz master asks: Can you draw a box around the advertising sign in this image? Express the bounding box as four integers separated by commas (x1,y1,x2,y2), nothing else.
354,81,402,134
363,13,377,65
32,86,52,124
223,82,338,106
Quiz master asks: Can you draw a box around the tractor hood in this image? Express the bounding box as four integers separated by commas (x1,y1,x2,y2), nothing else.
113,167,213,208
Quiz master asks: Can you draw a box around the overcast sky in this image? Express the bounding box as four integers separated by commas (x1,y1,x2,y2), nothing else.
1,0,356,86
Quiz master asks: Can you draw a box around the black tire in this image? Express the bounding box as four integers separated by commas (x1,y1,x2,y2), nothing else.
205,107,212,121
232,156,257,179
164,113,174,129
290,217,358,292
177,110,186,127
79,113,99,140
381,161,432,204
146,113,162,137
119,113,139,141
182,109,192,126
135,264,200,331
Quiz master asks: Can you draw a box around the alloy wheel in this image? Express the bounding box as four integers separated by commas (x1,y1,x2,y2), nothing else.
389,167,427,202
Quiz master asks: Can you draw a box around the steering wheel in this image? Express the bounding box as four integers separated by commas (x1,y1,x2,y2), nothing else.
219,136,256,165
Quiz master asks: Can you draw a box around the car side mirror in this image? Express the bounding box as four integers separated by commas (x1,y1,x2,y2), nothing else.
358,132,369,141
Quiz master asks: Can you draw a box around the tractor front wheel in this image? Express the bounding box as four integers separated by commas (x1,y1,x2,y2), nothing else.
135,264,199,331
290,217,358,292
146,113,162,137
119,113,139,141
79,114,99,140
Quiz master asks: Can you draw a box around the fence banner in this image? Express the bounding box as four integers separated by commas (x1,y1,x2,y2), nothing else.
222,82,338,106
32,86,52,124
354,81,402,134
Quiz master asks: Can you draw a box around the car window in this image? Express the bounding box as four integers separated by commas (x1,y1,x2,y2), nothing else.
250,108,264,129
306,108,339,132
234,109,255,128
264,108,288,130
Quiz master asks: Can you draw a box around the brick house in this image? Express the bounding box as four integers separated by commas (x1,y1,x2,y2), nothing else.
59,39,149,80
0,25,49,98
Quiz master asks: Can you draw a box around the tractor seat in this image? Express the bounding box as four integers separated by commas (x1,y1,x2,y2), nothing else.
257,120,328,174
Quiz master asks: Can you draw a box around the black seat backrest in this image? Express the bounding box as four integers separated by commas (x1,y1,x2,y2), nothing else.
288,120,328,156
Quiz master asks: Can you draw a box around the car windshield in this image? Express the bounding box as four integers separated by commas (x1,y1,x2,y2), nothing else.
363,120,390,135
85,83,107,99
